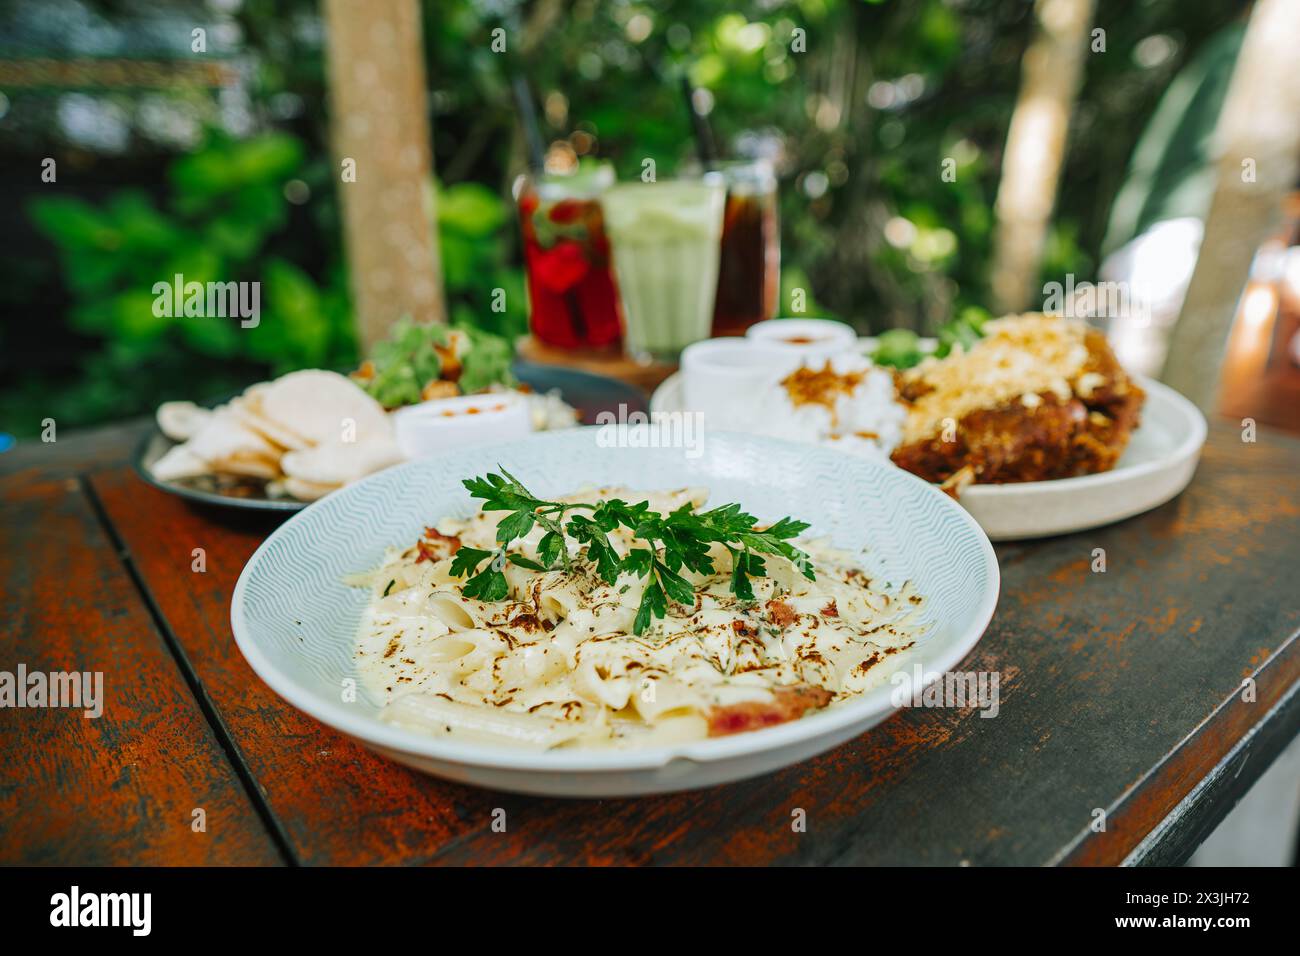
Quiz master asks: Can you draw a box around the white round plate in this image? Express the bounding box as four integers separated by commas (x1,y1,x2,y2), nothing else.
231,428,999,797
950,379,1205,539
651,369,1206,542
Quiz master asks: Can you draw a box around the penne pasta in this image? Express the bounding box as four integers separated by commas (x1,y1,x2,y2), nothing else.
352,485,928,750
381,693,592,750
426,591,482,632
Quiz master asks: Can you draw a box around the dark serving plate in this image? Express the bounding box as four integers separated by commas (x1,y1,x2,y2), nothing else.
132,361,649,512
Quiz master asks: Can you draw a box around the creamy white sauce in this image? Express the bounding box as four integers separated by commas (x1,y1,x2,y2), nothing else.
352,486,926,750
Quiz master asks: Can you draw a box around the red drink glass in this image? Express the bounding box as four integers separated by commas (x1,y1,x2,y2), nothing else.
514,165,622,350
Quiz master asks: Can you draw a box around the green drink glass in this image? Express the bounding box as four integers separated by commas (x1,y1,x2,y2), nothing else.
600,179,726,363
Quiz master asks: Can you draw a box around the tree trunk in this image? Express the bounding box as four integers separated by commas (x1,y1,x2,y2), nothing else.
1161,0,1300,410
323,0,446,352
989,0,1097,313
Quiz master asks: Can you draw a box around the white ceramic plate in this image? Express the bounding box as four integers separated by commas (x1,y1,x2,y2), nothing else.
231,428,999,797
950,378,1206,540
652,353,1207,541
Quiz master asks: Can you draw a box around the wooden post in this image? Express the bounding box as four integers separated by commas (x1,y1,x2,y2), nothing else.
989,0,1096,313
323,0,446,351
1160,0,1300,409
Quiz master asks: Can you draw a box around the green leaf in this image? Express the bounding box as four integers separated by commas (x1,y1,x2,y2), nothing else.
28,196,118,250
567,516,622,583
622,547,654,579
537,531,564,569
177,314,242,358
633,582,666,636
496,508,536,544
731,553,755,601
449,546,494,579
462,567,509,602
656,561,696,607
112,290,173,341
454,323,516,394
871,328,923,369
359,317,447,408
454,470,818,626
263,258,330,367
763,517,811,540
107,191,179,253
437,181,507,238
171,132,303,202
438,233,477,290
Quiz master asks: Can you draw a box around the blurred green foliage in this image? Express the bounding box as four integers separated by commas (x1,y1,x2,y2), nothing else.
30,132,352,372
436,180,528,339
7,129,528,434
2,0,1249,437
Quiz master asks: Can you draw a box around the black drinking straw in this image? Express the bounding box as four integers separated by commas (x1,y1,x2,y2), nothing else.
512,75,546,174
680,72,717,170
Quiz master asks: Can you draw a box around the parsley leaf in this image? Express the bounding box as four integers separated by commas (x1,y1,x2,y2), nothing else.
449,546,494,579
634,581,667,636
461,565,509,602
453,470,818,634
537,531,564,569
496,509,536,544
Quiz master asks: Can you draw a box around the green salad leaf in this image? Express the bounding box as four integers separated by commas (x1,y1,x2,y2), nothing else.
358,316,515,408
455,322,516,394
870,306,992,368
871,328,924,369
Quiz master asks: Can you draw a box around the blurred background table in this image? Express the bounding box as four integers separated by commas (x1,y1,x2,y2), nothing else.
2,417,1297,866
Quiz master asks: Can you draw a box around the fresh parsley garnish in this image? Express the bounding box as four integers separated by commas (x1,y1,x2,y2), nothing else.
448,546,509,601
449,468,816,635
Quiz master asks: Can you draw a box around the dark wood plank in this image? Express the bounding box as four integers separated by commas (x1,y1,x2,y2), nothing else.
422,421,1300,866
0,473,282,865
91,420,1300,866
0,419,148,480
1100,671,1300,866
89,469,515,866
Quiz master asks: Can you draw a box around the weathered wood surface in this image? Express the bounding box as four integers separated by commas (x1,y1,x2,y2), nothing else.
67,420,1299,865
0,420,147,480
0,471,281,865
89,469,492,866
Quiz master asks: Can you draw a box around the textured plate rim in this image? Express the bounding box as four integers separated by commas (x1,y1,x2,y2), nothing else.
230,429,1000,774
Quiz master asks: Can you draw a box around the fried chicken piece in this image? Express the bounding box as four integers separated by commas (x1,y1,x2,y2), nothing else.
891,319,1145,485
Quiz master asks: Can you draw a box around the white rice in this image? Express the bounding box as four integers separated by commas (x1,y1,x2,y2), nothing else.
738,355,905,460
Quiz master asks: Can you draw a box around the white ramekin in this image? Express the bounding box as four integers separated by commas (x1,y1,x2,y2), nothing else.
745,318,858,364
393,392,533,459
679,338,794,430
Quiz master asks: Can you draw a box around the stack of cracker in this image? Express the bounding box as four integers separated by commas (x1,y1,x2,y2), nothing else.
150,370,403,501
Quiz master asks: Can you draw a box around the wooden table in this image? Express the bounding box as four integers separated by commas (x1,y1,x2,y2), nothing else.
2,418,1298,866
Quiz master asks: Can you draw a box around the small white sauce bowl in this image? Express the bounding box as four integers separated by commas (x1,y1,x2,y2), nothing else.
679,338,792,430
394,392,533,459
745,318,858,364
